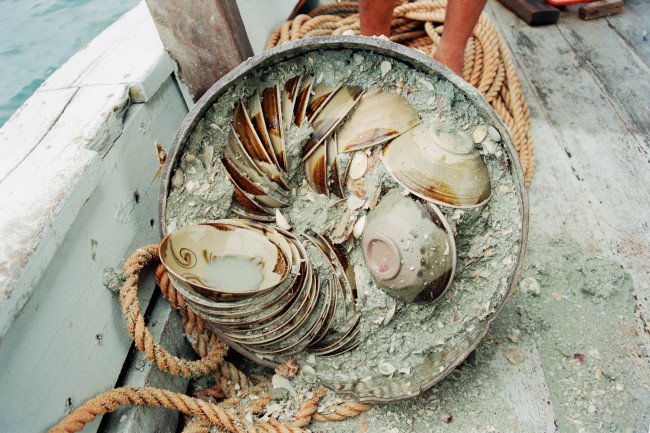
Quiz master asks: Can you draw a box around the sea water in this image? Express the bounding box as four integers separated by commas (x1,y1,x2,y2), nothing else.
0,0,139,127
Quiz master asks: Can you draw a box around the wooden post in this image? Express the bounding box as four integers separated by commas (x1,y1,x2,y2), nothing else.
145,0,254,103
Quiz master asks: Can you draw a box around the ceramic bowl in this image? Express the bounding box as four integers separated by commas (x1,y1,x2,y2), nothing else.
361,190,457,304
159,221,290,300
382,121,491,208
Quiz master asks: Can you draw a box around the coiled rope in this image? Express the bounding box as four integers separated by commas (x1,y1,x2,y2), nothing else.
49,246,371,433
266,0,535,186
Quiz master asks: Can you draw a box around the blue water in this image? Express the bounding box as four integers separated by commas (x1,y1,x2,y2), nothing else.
0,0,140,127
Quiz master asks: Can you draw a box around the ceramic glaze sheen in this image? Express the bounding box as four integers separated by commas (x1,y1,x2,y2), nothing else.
202,255,264,291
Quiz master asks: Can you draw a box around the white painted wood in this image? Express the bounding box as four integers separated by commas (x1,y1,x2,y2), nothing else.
0,84,128,340
605,0,650,63
0,77,188,433
98,293,194,433
0,88,77,182
486,0,650,288
0,0,177,341
39,2,173,103
492,344,559,432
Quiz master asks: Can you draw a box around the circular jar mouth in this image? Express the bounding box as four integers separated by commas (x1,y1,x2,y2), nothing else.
364,234,402,281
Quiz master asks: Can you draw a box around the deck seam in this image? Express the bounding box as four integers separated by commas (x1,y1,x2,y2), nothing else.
605,19,650,69
555,25,646,155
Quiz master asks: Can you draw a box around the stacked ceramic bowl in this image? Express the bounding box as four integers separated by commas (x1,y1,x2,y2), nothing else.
160,219,359,358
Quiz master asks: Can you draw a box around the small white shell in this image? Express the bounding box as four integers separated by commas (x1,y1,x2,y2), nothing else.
275,209,292,230
472,125,488,144
353,215,366,238
171,169,184,189
378,362,396,376
383,301,396,325
353,53,364,64
483,139,497,154
348,151,368,180
300,365,317,383
272,374,297,398
347,195,365,211
380,60,392,76
202,145,214,171
185,180,199,192
487,125,501,142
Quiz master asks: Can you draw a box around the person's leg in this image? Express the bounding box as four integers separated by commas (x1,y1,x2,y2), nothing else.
433,0,487,76
360,0,398,36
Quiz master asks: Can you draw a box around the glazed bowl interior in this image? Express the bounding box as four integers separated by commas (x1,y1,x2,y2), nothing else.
159,222,289,299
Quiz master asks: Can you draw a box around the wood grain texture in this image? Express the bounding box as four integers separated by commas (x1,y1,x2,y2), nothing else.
496,0,560,25
492,345,559,432
579,0,624,20
487,1,650,429
0,78,188,433
145,0,254,103
39,3,173,102
605,0,649,63
98,292,194,433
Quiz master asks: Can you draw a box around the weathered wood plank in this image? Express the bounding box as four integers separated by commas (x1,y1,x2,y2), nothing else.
554,10,650,147
496,0,560,25
0,77,187,432
145,0,254,102
0,88,77,182
492,344,559,432
0,84,128,340
579,0,624,20
98,293,194,433
486,2,650,428
605,0,650,63
68,3,174,103
487,2,650,274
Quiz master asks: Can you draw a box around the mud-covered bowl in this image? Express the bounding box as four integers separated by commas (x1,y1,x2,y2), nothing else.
159,222,290,300
362,190,456,304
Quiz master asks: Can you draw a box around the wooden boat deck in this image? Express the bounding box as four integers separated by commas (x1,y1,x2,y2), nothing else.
0,1,647,431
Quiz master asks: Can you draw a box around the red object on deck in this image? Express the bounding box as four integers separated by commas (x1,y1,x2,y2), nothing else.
545,0,596,5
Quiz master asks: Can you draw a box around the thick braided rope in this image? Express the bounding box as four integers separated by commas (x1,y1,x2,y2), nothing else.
50,248,372,433
292,387,328,428
265,0,535,186
120,246,227,379
312,401,374,422
47,386,304,433
182,420,218,433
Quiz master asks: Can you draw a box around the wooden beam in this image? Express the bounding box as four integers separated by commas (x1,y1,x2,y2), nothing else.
579,0,624,20
496,0,560,25
145,0,254,103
